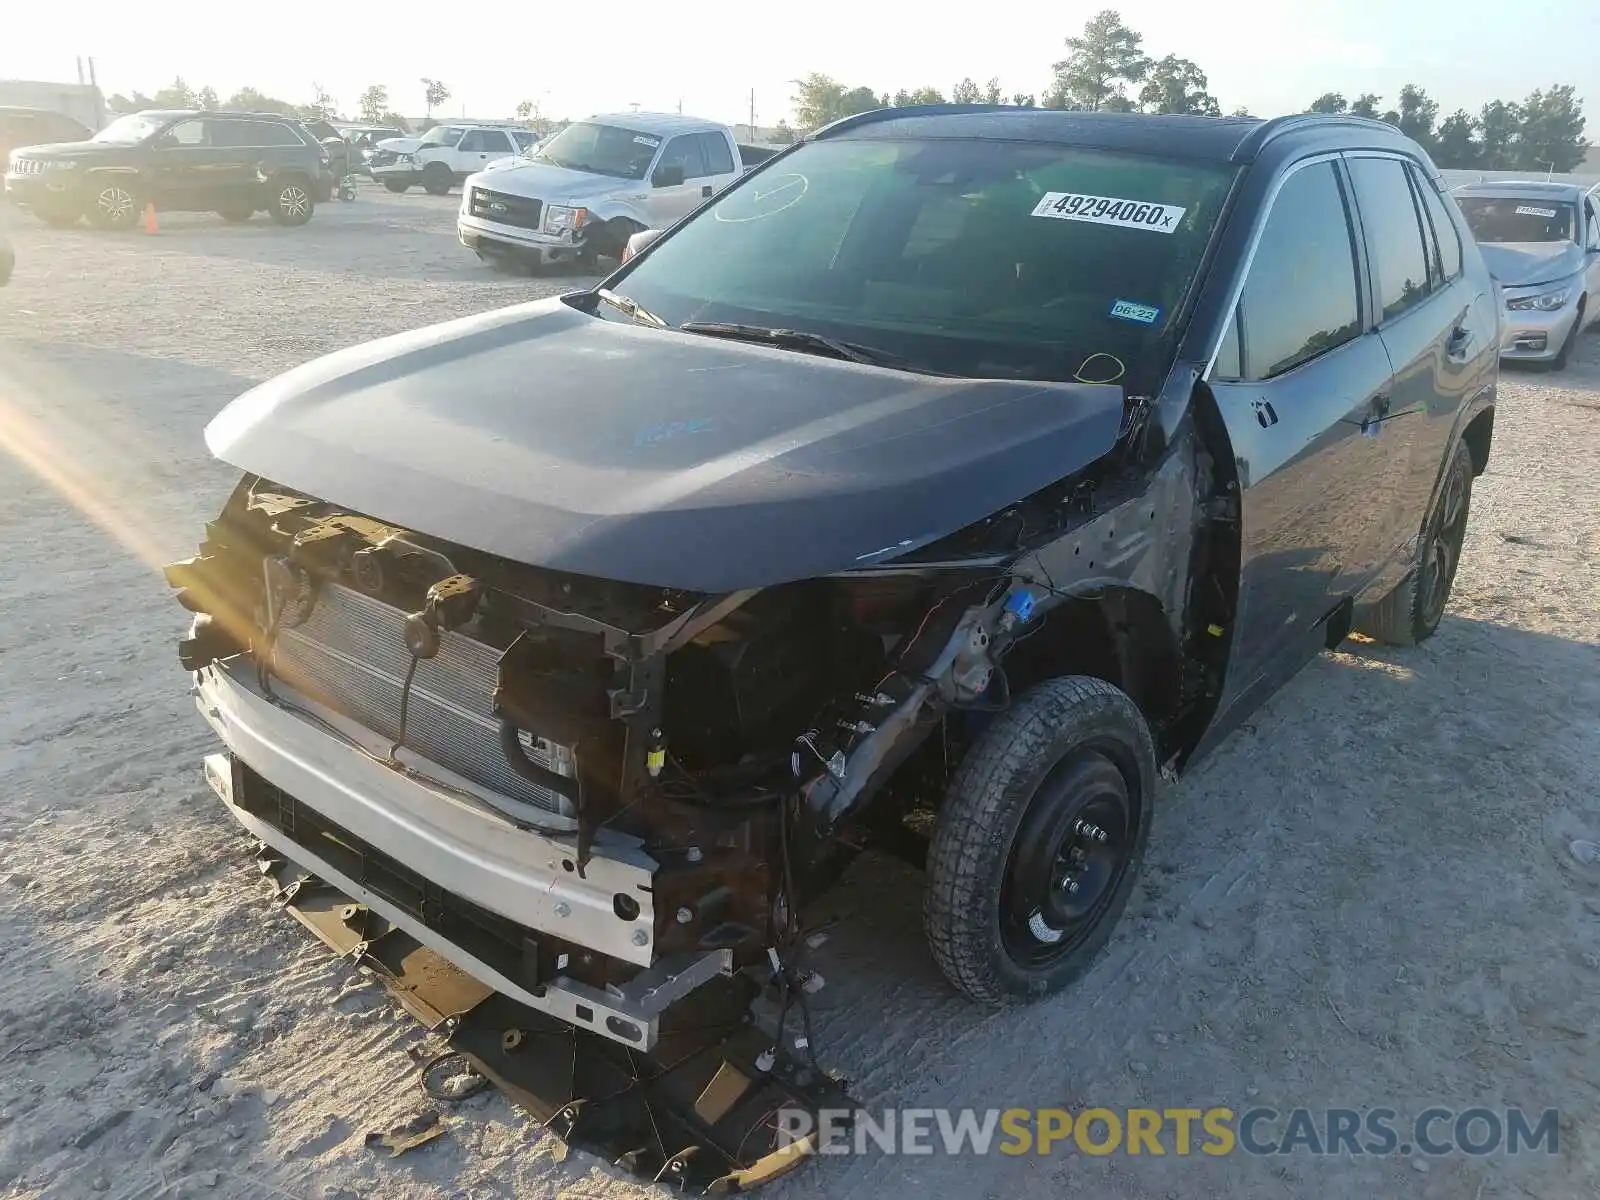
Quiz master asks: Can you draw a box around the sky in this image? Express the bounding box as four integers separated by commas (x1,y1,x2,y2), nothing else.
3,0,1595,130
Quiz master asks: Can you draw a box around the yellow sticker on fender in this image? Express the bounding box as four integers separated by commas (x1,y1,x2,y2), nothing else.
1032,192,1187,232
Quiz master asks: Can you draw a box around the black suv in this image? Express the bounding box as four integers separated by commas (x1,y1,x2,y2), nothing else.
170,110,1500,1133
3,109,331,230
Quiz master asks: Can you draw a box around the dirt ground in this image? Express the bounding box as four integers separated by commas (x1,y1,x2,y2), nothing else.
1,190,1598,1200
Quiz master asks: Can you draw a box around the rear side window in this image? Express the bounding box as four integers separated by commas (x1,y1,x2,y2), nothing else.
1348,157,1433,322
1413,173,1463,282
1237,160,1362,381
697,131,735,175
460,130,511,153
213,120,301,148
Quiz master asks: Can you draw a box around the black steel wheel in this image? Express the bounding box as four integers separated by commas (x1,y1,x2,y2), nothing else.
924,676,1156,1005
1354,437,1473,645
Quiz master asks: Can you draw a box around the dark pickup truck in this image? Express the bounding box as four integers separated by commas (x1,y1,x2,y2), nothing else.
167,108,1497,1185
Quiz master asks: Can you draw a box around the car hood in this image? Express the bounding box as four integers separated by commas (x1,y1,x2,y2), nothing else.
8,140,104,159
373,137,421,153
206,298,1126,591
467,160,641,203
1477,241,1586,289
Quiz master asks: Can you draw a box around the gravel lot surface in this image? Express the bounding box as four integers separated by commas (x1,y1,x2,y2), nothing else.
1,189,1598,1200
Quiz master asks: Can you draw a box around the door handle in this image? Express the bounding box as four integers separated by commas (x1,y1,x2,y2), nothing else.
701,184,713,198
1446,323,1474,362
1361,393,1390,438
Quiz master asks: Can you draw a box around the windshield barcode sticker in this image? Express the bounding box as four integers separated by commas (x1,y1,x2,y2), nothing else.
1514,205,1558,218
1032,192,1186,232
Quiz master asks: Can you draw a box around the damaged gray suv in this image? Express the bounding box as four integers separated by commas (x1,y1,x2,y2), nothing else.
168,108,1498,1184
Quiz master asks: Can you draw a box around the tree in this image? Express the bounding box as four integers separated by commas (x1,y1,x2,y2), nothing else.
1514,84,1587,173
984,78,1004,105
516,99,535,121
1011,93,1037,108
891,86,946,107
225,87,298,116
1478,100,1522,168
1308,92,1347,114
151,77,198,108
1433,110,1480,167
196,86,219,111
791,74,879,131
1349,93,1382,118
1390,84,1439,149
421,78,450,117
359,85,389,124
1045,10,1150,111
772,120,796,145
1138,55,1220,115
951,78,982,105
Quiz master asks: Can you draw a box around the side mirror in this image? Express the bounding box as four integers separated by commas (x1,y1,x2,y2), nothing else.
652,164,685,188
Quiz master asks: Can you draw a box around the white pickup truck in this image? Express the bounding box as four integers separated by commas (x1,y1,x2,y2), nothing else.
457,112,775,268
373,123,536,195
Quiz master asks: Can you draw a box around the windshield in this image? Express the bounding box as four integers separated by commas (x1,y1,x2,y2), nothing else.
419,126,465,148
1458,196,1577,244
611,137,1235,387
532,122,660,179
93,113,168,144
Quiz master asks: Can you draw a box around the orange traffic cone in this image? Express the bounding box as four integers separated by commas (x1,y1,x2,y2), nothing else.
143,204,159,234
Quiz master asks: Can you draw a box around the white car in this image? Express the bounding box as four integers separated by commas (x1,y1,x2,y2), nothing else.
457,113,750,269
374,124,536,196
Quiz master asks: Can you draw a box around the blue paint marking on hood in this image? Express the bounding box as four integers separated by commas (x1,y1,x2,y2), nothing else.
206,297,1127,591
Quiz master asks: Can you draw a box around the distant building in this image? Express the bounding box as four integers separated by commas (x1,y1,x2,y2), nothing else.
0,79,106,131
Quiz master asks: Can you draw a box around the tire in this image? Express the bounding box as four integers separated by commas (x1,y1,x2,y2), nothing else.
383,180,410,194
598,217,643,263
421,163,453,196
217,205,254,223
86,181,141,231
1550,299,1584,371
924,675,1157,1006
1354,437,1473,645
267,176,314,227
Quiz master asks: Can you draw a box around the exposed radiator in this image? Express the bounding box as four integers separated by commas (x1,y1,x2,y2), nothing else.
270,582,577,818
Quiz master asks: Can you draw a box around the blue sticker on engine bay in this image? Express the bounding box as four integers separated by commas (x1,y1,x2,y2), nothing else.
1109,299,1161,326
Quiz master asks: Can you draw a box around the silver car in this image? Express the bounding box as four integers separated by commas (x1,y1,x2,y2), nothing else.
1453,180,1600,369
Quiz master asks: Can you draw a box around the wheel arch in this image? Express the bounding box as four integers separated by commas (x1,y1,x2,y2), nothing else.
1005,585,1187,754
1461,404,1495,477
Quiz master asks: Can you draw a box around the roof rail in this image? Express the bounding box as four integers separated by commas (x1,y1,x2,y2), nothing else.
810,103,1011,140
1233,112,1401,162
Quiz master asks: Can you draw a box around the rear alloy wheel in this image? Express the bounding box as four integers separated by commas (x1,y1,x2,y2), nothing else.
383,179,410,194
87,182,140,231
421,163,453,196
924,676,1156,1005
268,178,314,227
1354,438,1474,645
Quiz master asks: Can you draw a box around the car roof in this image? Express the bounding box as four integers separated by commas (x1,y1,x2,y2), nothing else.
131,109,304,123
812,106,1423,166
586,112,725,136
1451,180,1589,200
